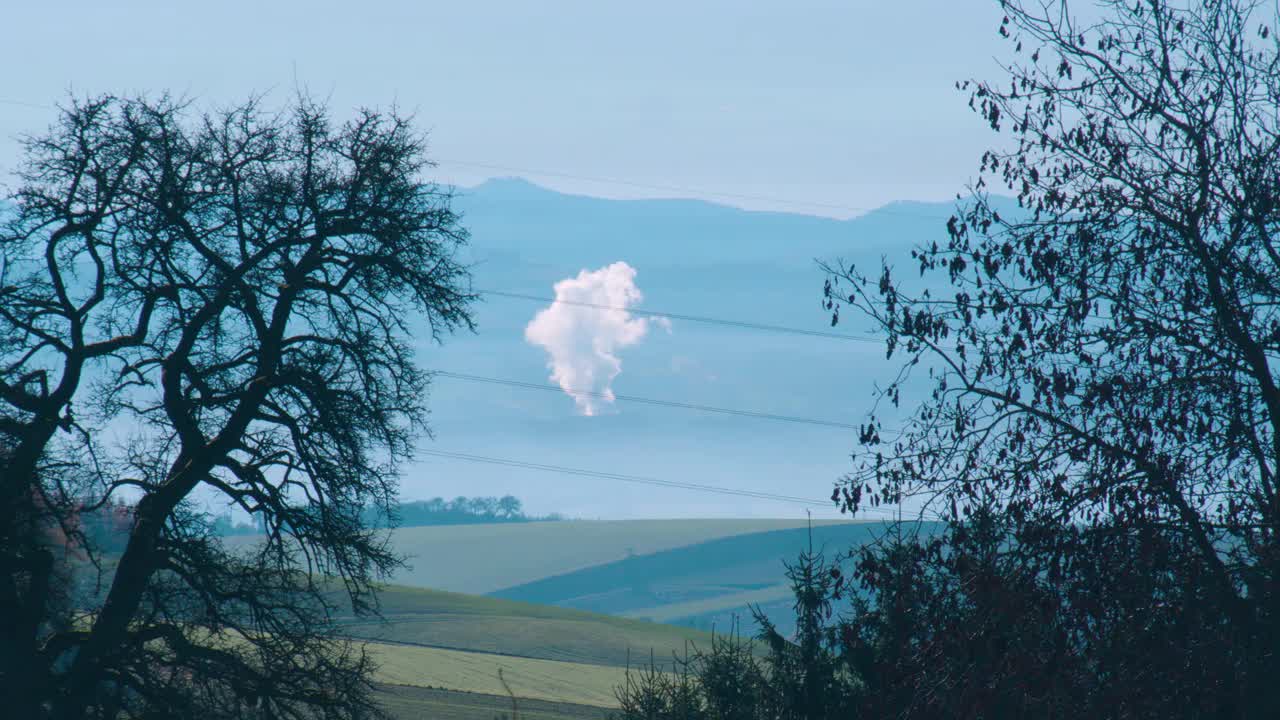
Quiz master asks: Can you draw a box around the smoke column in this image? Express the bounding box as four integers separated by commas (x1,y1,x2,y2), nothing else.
524,261,666,415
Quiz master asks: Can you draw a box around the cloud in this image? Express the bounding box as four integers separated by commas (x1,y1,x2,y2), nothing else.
524,261,664,415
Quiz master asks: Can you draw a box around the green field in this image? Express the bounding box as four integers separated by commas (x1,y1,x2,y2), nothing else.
236,519,910,716
341,583,714,668
338,583,717,712
238,518,863,715
490,521,913,631
307,520,918,715
376,684,609,720
385,519,844,594
620,583,793,624
367,641,628,707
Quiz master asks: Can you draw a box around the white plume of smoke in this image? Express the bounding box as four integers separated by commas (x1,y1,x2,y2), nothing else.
524,261,666,416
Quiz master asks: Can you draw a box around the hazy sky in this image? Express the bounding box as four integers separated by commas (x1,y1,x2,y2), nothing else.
1,1,1016,519
2,0,1008,217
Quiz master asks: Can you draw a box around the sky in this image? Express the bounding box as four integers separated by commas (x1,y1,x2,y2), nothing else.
1,1,1014,519
1,0,1008,217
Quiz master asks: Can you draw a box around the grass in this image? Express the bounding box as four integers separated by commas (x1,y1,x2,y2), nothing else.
339,583,715,668
376,684,610,720
620,583,793,624
366,641,629,707
337,583,721,711
491,521,896,617
386,518,841,594
299,520,918,712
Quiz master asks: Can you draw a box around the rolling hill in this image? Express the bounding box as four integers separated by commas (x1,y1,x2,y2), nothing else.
348,520,940,715
373,518,938,637
332,581,721,716
340,582,716,669
324,581,719,716
399,180,1015,520
488,520,941,633
377,685,609,720
368,641,628,707
384,518,850,594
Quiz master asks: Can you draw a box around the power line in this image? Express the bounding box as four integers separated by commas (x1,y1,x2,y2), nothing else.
420,448,820,506
414,445,824,502
480,289,882,343
0,261,881,347
419,449,823,505
2,94,946,522
432,370,862,430
417,448,921,520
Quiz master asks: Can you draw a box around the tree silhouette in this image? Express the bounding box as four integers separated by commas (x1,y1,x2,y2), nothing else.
497,495,523,519
0,94,473,719
825,0,1280,714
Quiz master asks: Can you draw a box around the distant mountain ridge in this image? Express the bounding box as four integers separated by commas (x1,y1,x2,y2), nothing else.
453,177,956,271
406,179,1017,519
2,180,1019,520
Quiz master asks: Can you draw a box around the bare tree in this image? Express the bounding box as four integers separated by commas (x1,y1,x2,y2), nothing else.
824,0,1280,710
1,97,175,717
0,94,473,719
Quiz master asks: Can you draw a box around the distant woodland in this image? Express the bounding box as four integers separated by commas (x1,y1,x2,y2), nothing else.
68,495,552,552
362,495,560,528
6,0,1280,717
211,495,555,535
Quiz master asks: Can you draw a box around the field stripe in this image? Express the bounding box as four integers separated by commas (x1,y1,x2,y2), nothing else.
620,583,794,623
366,641,630,708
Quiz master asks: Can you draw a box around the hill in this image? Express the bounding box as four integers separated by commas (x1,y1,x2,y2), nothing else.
336,581,723,716
347,521,941,715
367,641,628,707
401,180,1011,520
377,685,608,720
384,518,847,594
340,582,715,669
492,520,945,634
377,519,939,637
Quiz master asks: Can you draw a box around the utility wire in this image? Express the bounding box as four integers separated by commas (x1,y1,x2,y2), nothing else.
421,449,822,506
2,94,947,521
418,448,924,520
480,289,882,343
432,370,863,430
419,449,823,505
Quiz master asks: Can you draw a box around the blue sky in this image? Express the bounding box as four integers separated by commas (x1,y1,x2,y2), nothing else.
2,0,1007,216
0,2,1013,518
